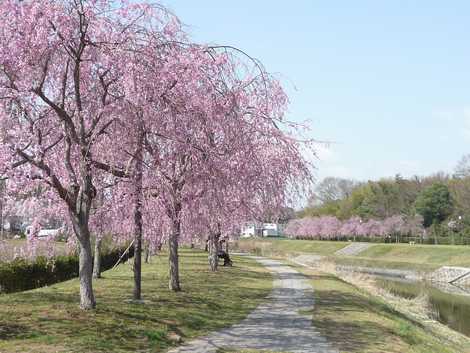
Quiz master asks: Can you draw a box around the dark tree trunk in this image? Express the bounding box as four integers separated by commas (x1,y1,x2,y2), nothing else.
133,131,144,301
93,237,102,279
209,232,220,272
144,242,150,264
168,218,181,291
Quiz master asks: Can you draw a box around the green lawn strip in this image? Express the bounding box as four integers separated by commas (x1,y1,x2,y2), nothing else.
235,238,347,256
293,265,469,353
358,243,470,268
0,249,272,353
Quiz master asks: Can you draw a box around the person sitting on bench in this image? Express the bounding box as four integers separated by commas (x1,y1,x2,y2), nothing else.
217,248,233,266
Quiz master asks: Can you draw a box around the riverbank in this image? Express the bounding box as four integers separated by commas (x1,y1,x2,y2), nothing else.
291,260,470,353
234,238,470,273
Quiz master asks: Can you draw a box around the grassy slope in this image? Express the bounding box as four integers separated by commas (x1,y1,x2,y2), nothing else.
236,238,470,272
294,265,470,353
0,249,272,353
357,243,470,268
235,238,347,256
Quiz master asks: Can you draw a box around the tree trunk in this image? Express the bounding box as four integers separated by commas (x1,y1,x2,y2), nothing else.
144,242,150,264
93,237,102,279
133,131,144,301
209,232,220,272
168,219,181,291
69,180,96,309
75,226,96,310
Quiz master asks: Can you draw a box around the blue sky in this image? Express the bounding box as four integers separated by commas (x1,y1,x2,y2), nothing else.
162,0,470,182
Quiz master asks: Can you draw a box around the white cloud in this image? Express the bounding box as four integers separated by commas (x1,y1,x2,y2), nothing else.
307,143,358,180
318,165,355,179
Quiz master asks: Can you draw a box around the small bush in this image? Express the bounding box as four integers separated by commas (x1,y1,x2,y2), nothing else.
0,245,134,294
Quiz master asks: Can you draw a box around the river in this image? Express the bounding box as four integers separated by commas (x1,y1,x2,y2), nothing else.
375,276,470,337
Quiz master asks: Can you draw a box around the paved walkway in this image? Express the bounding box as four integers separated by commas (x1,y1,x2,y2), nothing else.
168,257,338,353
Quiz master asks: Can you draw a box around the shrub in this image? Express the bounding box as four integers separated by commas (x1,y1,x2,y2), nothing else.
0,245,134,294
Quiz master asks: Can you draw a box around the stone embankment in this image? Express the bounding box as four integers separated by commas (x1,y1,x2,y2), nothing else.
427,266,470,287
334,242,372,256
292,255,470,290
291,255,421,280
336,265,420,280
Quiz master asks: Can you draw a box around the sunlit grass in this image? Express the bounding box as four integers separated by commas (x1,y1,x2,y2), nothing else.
295,265,470,353
235,238,347,256
0,249,272,353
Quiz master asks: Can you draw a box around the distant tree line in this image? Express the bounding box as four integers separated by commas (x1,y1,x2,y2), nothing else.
294,155,470,244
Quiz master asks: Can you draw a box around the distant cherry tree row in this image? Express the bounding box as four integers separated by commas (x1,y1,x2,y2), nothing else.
284,215,425,241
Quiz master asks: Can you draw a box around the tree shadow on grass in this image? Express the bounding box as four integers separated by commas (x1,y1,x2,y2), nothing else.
0,323,40,340
313,317,403,353
0,251,272,352
308,273,425,326
304,273,425,353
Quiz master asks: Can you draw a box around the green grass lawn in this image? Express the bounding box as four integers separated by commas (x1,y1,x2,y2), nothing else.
236,238,470,272
357,243,470,268
333,243,470,272
294,265,470,353
0,249,272,353
235,238,347,256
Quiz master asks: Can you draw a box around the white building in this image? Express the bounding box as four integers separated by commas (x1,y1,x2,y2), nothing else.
25,226,62,239
240,222,284,238
240,223,257,237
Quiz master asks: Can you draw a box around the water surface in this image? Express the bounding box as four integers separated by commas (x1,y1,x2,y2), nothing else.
376,277,470,337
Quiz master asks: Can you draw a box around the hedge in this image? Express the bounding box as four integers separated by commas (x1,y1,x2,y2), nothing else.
0,245,134,294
